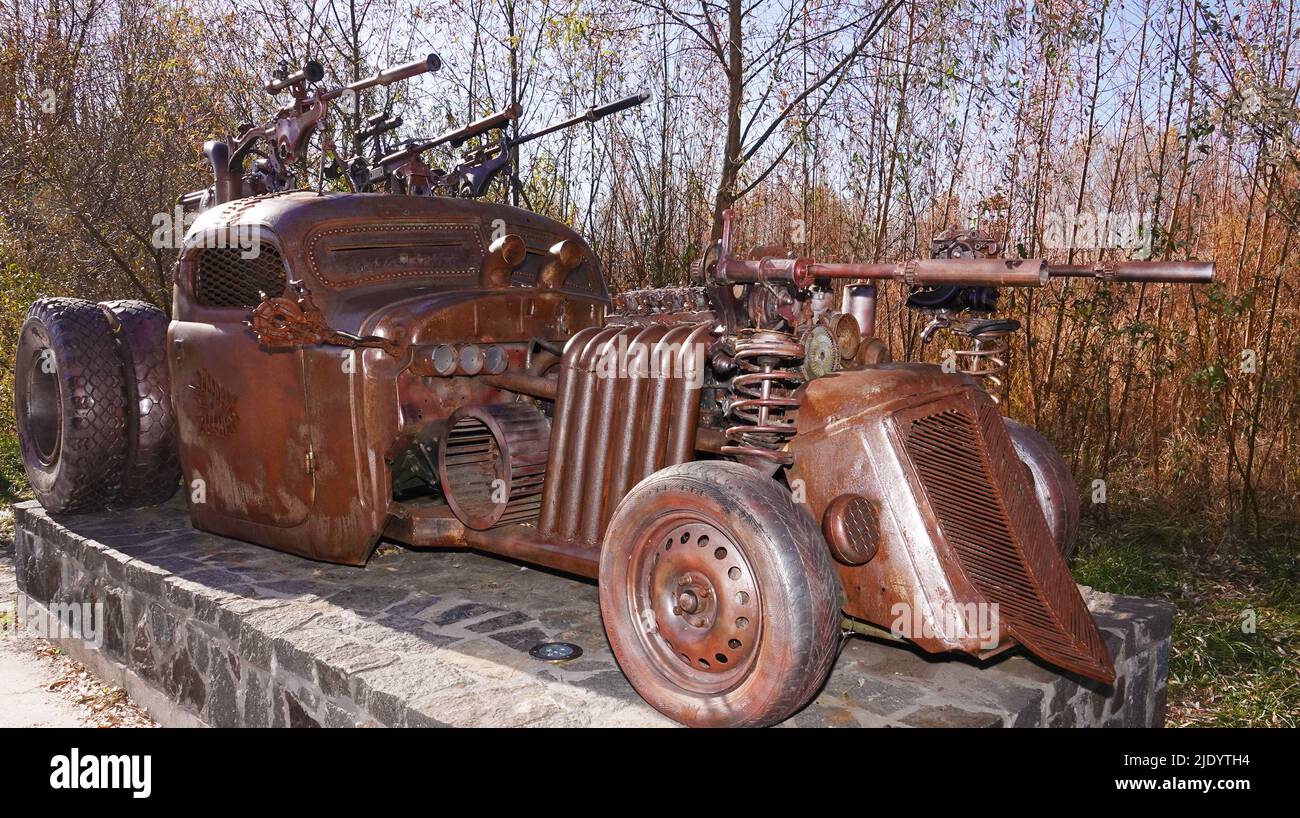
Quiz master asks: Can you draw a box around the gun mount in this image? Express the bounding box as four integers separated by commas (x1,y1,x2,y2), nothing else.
198,53,442,204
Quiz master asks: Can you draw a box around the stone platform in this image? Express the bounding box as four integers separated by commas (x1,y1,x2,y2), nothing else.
10,499,1172,727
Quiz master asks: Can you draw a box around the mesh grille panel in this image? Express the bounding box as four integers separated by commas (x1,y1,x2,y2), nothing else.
194,244,286,308
903,402,1114,683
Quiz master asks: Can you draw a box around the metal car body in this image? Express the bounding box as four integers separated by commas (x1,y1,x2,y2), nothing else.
166,185,1118,684
171,191,604,564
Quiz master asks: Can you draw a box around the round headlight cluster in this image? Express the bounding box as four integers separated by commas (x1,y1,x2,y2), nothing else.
421,343,508,376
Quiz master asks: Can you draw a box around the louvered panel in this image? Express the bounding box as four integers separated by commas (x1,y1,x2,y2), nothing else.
538,323,707,547
902,398,1114,683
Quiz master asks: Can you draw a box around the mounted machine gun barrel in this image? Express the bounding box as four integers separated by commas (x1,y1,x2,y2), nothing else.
1046,261,1214,283
377,104,522,170
316,53,442,103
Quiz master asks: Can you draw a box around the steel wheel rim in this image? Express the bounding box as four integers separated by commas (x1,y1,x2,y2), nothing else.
626,514,762,695
23,340,62,466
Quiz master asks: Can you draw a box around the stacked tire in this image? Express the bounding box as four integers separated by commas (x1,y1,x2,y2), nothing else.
13,297,180,513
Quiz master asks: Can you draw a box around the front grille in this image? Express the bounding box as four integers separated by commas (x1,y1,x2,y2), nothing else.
194,244,286,308
903,399,1114,683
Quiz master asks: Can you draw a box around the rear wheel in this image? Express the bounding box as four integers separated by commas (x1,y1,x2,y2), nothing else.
599,461,842,727
99,300,180,506
14,298,127,512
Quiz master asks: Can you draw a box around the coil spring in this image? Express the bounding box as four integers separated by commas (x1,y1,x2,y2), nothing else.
722,328,805,465
950,318,1020,403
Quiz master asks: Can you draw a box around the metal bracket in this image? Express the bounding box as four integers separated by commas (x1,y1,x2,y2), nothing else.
248,280,402,357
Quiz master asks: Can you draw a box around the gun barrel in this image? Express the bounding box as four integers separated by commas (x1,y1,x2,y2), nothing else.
442,104,523,148
358,114,402,142
1048,260,1214,283
718,254,1214,289
719,256,1048,289
324,53,441,102
589,92,651,121
375,104,521,169
513,92,651,149
265,60,325,94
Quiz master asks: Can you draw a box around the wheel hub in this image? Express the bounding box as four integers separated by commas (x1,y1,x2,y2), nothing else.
632,520,761,693
23,342,62,466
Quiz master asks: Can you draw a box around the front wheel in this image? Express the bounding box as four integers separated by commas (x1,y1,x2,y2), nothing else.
599,461,843,727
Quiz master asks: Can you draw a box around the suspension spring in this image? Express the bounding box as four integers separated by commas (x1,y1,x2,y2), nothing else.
950,318,1020,403
722,328,805,465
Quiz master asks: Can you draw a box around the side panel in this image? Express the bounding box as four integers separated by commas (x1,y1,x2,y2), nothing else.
788,365,1114,683
169,320,315,531
298,345,394,563
788,370,991,655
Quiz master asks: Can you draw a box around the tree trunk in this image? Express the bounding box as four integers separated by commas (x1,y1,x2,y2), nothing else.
709,0,743,241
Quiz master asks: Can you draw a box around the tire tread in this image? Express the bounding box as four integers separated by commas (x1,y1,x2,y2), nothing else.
16,298,128,512
100,299,180,506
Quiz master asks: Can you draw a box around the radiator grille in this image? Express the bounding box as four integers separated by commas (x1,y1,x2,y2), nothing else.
194,244,287,308
903,400,1114,683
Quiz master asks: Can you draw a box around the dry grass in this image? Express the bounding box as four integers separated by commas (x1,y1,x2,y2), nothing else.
1073,509,1300,727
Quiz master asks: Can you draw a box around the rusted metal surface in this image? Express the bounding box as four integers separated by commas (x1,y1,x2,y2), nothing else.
14,52,1231,728
706,211,1213,292
721,328,804,466
463,525,599,577
249,281,402,356
537,322,709,548
1048,260,1215,283
942,317,1019,401
171,192,606,564
383,500,466,547
788,365,1114,683
482,234,527,288
900,397,1113,682
628,520,760,690
1005,419,1081,559
821,494,879,566
157,179,1205,705
609,286,714,326
539,240,585,289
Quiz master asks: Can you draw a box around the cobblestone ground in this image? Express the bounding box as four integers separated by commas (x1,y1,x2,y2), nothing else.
15,499,1173,727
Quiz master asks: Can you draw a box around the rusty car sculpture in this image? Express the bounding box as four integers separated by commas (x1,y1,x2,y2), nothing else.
12,53,1214,727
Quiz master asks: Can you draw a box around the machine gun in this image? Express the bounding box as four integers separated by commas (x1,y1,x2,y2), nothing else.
373,92,651,198
329,110,405,192
650,209,1217,463
371,105,524,195
197,53,442,205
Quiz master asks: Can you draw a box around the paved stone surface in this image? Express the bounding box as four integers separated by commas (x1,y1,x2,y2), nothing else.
13,499,1173,727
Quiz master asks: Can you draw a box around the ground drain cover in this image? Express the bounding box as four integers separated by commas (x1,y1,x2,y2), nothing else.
529,642,583,662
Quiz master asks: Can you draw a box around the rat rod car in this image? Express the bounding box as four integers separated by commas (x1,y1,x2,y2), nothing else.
13,53,1214,727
